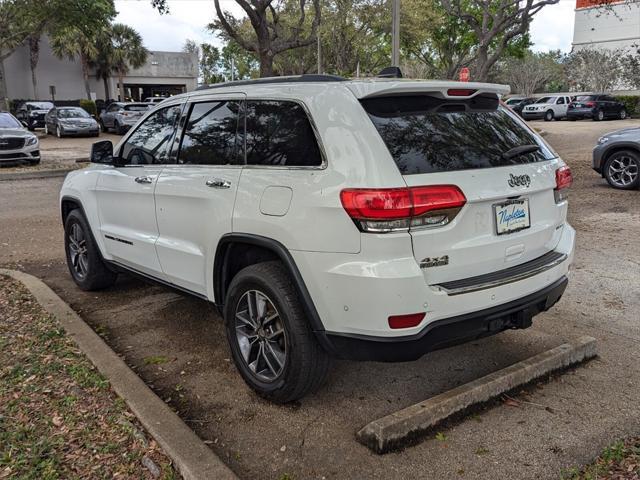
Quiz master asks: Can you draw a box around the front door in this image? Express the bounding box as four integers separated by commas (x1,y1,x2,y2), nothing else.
154,95,244,297
95,103,183,278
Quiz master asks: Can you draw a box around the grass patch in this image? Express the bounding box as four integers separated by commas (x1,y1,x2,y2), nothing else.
561,437,640,480
0,275,177,479
144,355,169,365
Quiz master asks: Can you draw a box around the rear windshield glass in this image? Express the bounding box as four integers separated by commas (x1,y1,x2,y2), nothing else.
575,95,597,102
361,94,555,175
124,104,149,111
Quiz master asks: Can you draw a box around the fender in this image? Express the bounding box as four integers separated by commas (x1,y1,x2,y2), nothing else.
214,233,327,335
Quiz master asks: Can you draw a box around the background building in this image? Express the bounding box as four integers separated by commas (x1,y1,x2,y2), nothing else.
2,36,198,101
573,0,640,53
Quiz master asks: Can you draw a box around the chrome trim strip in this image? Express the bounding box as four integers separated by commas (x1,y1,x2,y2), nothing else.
432,251,568,296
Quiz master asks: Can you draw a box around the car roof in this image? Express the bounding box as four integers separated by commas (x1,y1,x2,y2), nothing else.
179,75,510,103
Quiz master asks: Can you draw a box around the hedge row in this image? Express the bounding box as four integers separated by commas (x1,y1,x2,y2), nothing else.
613,96,640,117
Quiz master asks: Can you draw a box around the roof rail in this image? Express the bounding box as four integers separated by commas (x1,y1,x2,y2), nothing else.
196,74,347,91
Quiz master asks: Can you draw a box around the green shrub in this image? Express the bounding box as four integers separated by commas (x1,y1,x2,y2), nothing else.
614,95,640,117
79,99,97,117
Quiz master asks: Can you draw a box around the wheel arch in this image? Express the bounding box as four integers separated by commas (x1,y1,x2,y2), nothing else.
61,195,86,224
213,234,326,335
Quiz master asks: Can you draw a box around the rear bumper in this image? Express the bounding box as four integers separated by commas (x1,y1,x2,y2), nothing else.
567,109,594,119
321,276,567,361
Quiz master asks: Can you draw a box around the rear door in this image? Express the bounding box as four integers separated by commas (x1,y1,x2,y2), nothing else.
154,94,244,296
360,92,566,285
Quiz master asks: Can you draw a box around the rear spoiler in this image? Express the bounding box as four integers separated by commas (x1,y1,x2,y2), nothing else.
347,80,510,100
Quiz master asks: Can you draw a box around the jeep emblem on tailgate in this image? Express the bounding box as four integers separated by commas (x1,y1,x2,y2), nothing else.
508,173,531,188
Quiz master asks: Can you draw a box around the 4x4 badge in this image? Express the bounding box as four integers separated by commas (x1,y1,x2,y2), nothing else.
420,255,449,268
508,173,531,188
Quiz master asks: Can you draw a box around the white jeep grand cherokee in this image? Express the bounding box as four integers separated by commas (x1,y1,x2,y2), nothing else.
60,75,575,403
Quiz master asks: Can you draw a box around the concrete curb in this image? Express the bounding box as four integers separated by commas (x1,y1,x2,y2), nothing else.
357,336,597,454
0,269,238,480
0,168,76,181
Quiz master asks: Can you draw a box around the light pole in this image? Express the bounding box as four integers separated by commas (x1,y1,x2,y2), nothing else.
391,0,400,66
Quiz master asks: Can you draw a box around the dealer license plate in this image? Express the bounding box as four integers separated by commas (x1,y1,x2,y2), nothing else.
494,198,530,235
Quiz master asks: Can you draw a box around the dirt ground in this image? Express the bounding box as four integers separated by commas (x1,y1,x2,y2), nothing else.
0,119,639,480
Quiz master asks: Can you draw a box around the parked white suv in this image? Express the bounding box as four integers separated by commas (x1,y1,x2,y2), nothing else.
522,95,572,121
60,75,575,403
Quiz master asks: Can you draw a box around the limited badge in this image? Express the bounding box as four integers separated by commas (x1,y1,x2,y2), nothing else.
420,255,449,268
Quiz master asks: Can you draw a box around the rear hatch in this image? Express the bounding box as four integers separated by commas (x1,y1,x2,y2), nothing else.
359,87,567,285
123,103,150,120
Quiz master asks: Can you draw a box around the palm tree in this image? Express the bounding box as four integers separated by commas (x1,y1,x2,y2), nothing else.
90,31,115,100
110,23,147,101
50,27,98,100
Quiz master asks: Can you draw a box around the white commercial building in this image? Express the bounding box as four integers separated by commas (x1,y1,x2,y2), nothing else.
572,0,640,53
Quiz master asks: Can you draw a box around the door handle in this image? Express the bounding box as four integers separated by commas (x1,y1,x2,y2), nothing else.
206,178,231,189
135,176,154,184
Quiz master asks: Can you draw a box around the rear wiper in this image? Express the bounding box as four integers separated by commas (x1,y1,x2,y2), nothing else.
502,144,540,160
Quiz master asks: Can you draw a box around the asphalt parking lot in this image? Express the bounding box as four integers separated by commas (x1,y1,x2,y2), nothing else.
1,119,639,479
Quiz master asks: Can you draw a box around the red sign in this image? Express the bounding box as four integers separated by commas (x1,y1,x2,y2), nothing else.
459,67,470,82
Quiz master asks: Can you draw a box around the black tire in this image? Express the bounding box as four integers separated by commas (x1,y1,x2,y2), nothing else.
593,109,604,121
64,209,117,290
604,150,640,190
619,109,627,120
224,261,331,403
544,110,554,122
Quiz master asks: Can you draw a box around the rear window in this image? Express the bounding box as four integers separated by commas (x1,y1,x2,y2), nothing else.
576,95,598,102
361,94,555,175
244,100,322,167
124,104,149,111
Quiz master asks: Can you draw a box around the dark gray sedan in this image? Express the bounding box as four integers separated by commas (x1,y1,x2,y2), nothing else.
45,107,100,138
593,127,640,189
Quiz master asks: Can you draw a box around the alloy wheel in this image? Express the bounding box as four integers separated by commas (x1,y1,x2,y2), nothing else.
234,290,287,382
608,155,639,187
68,223,89,279
620,109,627,120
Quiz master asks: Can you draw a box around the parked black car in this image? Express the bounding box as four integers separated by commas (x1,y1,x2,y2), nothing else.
15,101,54,130
505,97,536,117
567,95,627,121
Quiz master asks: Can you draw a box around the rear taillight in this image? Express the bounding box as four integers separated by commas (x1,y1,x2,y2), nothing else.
388,312,425,329
340,185,466,233
584,101,595,108
554,165,572,203
447,88,477,97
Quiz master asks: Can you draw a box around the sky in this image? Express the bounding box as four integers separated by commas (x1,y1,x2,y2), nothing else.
114,0,578,54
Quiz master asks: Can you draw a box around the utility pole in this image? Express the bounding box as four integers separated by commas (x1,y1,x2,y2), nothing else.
317,34,322,74
231,57,235,81
391,0,400,66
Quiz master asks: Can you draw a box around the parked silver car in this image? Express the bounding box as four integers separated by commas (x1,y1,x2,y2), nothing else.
0,112,40,165
593,127,640,189
99,102,150,134
45,107,100,138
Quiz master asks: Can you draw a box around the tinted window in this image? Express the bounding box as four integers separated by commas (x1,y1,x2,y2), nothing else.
556,97,565,104
120,105,181,165
536,97,555,104
576,95,597,102
361,94,555,175
245,100,322,167
178,101,241,165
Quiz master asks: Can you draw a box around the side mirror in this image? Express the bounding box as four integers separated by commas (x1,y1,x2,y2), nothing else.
90,140,114,164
